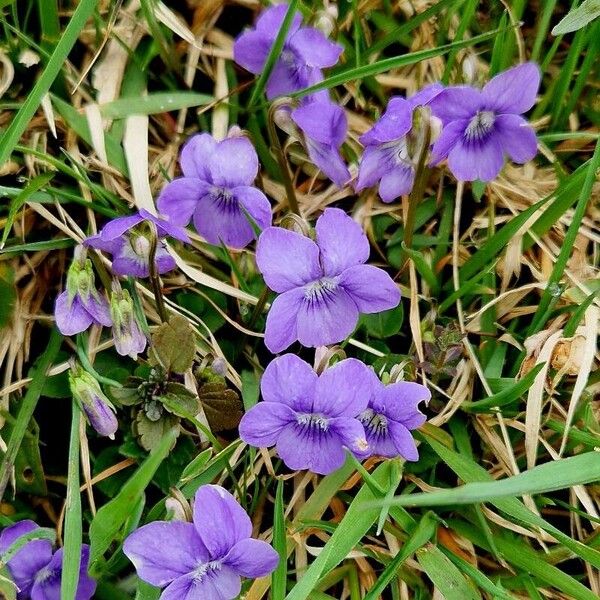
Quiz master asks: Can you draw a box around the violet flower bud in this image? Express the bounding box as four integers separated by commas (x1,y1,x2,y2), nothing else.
68,362,118,438
109,284,147,359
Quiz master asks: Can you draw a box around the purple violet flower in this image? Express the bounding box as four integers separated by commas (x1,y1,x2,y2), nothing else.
234,3,342,100
123,484,278,600
54,246,112,336
239,354,373,474
109,283,147,359
428,62,541,181
291,98,350,187
0,520,96,600
256,208,400,353
69,361,118,438
356,84,443,202
85,209,189,278
357,379,430,461
157,132,272,249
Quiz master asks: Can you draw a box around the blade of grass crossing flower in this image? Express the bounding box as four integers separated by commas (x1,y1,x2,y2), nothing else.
89,427,178,566
271,479,287,600
0,328,61,498
528,137,600,334
0,0,98,167
248,0,300,107
363,512,437,600
293,28,504,98
61,404,82,600
417,545,481,600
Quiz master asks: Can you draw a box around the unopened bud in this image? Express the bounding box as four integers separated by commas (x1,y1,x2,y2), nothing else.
110,284,147,359
69,361,118,438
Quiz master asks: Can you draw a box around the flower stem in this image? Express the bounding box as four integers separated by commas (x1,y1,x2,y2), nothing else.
248,286,271,329
267,106,301,216
148,223,167,323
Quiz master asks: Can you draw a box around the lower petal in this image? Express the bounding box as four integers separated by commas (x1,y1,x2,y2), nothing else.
193,193,255,249
338,264,401,313
296,288,359,348
264,288,304,353
388,421,419,461
447,135,504,182
239,402,296,448
154,244,178,275
276,424,347,475
378,165,415,202
494,114,538,164
355,146,392,192
55,293,93,336
80,294,112,327
223,538,279,578
329,417,368,457
429,120,468,165
161,568,241,600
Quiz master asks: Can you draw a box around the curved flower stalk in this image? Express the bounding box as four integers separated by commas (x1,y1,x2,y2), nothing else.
428,62,541,181
239,354,373,474
356,83,443,202
69,361,118,438
85,208,189,278
256,208,400,353
157,131,272,249
123,484,278,600
357,379,430,461
54,245,112,336
291,98,351,188
0,520,96,600
234,3,342,99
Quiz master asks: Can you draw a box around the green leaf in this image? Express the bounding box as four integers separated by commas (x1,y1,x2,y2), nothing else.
552,0,600,35
89,426,178,565
149,315,196,374
134,411,180,452
417,545,481,600
361,303,403,338
99,92,212,119
160,383,200,418
198,381,243,432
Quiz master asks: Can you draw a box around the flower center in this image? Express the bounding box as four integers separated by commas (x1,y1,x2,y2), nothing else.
359,409,388,436
383,138,411,167
131,234,151,258
465,110,495,141
192,560,222,583
304,277,338,302
35,566,59,587
297,413,329,431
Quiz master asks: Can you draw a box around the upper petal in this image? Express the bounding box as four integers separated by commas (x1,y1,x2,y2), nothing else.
233,29,272,74
193,485,252,559
98,213,144,241
80,293,112,327
314,358,377,417
315,208,369,276
296,287,359,348
180,133,217,180
408,82,444,108
289,27,343,68
428,86,481,125
482,62,541,114
292,100,347,146
263,288,304,353
255,3,302,40
360,97,412,145
305,139,350,188
239,401,296,448
123,521,208,587
208,137,259,187
338,264,401,313
223,538,279,578
260,354,317,411
256,227,321,293
494,113,538,164
142,208,193,242
374,382,430,429
55,293,93,336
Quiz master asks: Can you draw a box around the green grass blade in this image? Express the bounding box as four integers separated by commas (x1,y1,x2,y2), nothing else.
61,403,83,600
271,479,287,600
99,92,213,119
0,328,62,498
0,0,98,168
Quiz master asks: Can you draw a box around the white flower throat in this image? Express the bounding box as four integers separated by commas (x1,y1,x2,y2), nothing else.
465,110,496,141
